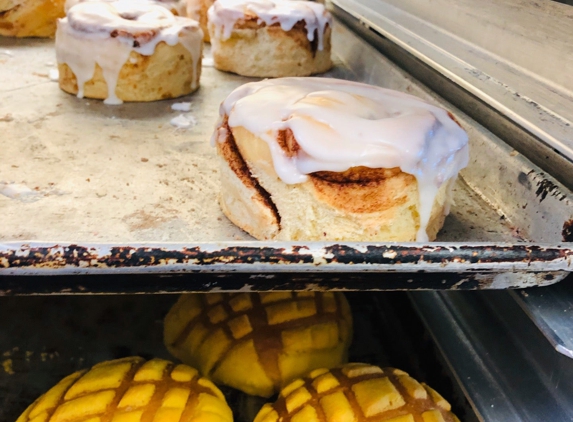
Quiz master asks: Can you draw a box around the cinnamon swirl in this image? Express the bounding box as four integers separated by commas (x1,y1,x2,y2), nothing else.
0,0,65,37
213,78,469,242
208,0,332,77
56,0,203,104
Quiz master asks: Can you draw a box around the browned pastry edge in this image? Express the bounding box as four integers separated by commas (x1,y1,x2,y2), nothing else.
0,0,65,37
216,119,281,226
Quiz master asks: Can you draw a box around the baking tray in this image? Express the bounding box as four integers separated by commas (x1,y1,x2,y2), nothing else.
0,293,478,422
1,16,573,289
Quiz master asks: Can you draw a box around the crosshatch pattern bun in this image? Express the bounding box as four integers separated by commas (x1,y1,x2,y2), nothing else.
164,292,353,397
16,356,233,422
254,363,461,422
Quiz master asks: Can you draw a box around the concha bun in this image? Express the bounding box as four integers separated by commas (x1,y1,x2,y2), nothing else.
164,292,353,397
16,356,233,422
255,363,461,422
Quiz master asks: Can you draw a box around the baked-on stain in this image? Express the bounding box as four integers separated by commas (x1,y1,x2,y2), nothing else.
562,219,573,242
1,243,571,270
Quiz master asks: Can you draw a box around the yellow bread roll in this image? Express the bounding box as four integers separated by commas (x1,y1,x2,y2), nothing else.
16,356,233,422
213,77,469,241
164,292,353,397
207,0,332,77
255,363,461,422
56,1,203,104
0,0,65,37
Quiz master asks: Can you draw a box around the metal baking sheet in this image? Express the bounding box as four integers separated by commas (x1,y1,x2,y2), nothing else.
1,17,573,286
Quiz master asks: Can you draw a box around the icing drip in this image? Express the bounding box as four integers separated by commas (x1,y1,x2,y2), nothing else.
57,0,203,104
218,78,469,242
208,0,331,50
65,0,187,16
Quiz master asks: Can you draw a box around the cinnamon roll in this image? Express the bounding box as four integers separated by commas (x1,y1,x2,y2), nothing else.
213,78,470,242
56,0,203,104
208,0,332,77
0,0,65,37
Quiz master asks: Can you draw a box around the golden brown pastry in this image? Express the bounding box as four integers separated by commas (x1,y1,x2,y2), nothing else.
0,0,66,37
186,0,213,41
164,292,353,397
16,356,233,422
56,0,203,104
212,77,469,241
255,363,461,422
207,0,332,77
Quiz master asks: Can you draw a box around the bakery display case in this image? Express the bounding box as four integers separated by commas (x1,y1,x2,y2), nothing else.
1,0,573,420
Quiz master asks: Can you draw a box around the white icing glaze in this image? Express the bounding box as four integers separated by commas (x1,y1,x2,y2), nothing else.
170,113,197,127
217,77,469,241
208,0,331,50
49,68,60,81
65,0,187,16
57,1,202,104
171,101,192,111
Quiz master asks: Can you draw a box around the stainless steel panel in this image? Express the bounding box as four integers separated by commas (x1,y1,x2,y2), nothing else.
1,20,573,285
330,0,573,190
410,290,573,421
511,282,573,359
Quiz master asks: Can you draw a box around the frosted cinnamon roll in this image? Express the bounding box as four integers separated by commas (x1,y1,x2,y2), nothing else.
64,0,188,16
208,0,332,77
213,78,469,242
56,0,203,104
0,0,65,37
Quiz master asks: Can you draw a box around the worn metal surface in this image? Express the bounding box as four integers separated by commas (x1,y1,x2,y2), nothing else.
410,290,573,421
331,0,573,192
510,281,573,359
1,242,573,274
0,271,567,296
0,293,478,422
1,19,573,285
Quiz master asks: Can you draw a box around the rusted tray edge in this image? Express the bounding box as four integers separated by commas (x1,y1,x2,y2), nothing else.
1,241,572,275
